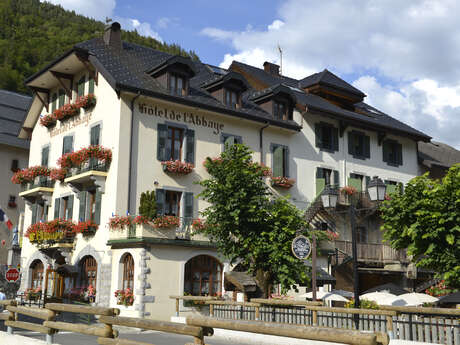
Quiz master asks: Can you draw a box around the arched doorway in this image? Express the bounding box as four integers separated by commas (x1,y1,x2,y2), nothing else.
184,255,222,296
30,260,44,289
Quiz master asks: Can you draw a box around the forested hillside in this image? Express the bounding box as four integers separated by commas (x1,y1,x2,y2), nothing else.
0,0,199,94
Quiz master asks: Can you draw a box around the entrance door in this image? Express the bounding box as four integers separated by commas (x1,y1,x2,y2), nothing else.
44,270,66,299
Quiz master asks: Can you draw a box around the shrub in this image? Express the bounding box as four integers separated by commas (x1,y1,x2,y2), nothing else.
138,191,157,220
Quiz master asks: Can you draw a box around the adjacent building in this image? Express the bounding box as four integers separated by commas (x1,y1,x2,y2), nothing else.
17,23,431,319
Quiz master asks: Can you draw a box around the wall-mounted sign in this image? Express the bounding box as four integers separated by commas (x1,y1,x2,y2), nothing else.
50,113,92,137
139,103,224,135
29,231,65,243
291,235,311,260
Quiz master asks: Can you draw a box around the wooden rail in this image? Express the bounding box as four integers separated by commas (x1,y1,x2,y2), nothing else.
250,298,323,306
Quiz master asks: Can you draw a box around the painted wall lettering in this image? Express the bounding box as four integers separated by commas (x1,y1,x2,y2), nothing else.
139,103,224,135
50,113,92,137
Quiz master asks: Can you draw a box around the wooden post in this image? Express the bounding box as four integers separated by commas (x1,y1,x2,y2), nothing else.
176,298,180,317
209,304,214,317
386,315,394,339
255,306,260,321
312,310,318,326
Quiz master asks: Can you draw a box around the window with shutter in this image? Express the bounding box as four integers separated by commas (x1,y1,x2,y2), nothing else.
88,77,95,94
66,195,74,220
90,125,100,146
77,76,85,97
185,129,195,164
382,139,403,166
348,131,370,159
94,190,102,225
51,93,57,112
385,180,398,195
58,89,65,108
54,199,60,219
316,122,339,152
316,168,326,196
165,190,181,216
348,174,364,192
156,189,165,216
62,136,74,155
184,192,193,221
41,146,49,167
222,133,242,151
271,144,289,178
31,203,38,224
79,191,87,222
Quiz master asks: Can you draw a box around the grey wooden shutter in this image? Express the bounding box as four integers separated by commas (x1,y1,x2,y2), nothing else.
156,189,165,215
365,176,371,190
185,129,195,164
273,146,284,177
348,132,354,156
67,195,74,220
31,203,38,224
51,93,57,112
89,77,95,94
333,170,340,187
157,124,167,161
94,190,102,224
315,123,322,148
54,198,60,219
364,135,370,158
63,136,73,154
332,127,339,151
397,143,403,165
77,76,85,97
184,192,194,220
58,89,65,107
283,147,290,177
90,125,100,146
41,146,49,167
79,191,87,222
382,141,389,163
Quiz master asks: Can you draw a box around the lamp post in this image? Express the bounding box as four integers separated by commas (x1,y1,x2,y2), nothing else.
321,176,386,327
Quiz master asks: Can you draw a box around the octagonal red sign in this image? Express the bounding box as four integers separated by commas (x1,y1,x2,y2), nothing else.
5,268,20,283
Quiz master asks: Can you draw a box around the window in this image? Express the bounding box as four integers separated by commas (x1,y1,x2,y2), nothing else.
62,135,74,155
80,256,97,288
78,190,102,224
156,189,194,220
90,125,100,146
271,144,289,177
166,126,184,161
383,139,403,166
158,124,195,163
122,254,134,290
316,168,339,196
11,159,19,172
165,190,181,216
273,101,287,120
41,146,49,167
184,255,222,296
348,173,370,192
225,89,239,108
315,122,339,152
54,195,74,220
88,76,95,94
51,93,57,112
169,73,186,96
58,89,66,108
384,180,398,195
221,133,242,150
36,201,48,222
356,226,368,243
30,260,44,289
77,76,85,97
348,131,370,159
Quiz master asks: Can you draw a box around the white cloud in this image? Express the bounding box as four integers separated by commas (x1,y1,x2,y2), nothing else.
156,17,179,29
201,0,460,148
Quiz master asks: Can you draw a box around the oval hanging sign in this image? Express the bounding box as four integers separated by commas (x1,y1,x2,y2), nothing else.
291,235,312,260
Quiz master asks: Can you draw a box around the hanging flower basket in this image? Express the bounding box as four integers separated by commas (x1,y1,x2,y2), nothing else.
270,176,295,188
161,160,194,175
153,215,180,229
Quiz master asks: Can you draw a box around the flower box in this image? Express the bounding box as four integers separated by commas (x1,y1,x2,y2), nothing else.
114,288,134,306
58,145,112,171
270,176,295,188
74,220,99,236
339,186,357,205
75,94,96,110
153,215,180,229
39,114,57,128
12,166,51,185
161,160,194,175
54,103,79,121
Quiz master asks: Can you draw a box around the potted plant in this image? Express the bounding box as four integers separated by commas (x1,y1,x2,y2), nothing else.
270,176,295,188
153,215,180,229
74,220,99,236
114,288,134,306
339,186,357,205
75,94,97,110
39,113,57,128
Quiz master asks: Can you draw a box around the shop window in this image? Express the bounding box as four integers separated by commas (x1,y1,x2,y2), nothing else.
383,139,403,166
184,255,222,296
80,255,97,288
30,260,44,289
316,167,339,196
348,131,370,159
169,73,186,96
221,133,242,151
271,144,289,177
122,253,135,290
315,122,339,152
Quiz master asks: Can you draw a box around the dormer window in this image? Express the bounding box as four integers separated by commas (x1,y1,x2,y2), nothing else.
169,73,186,96
225,89,239,109
274,101,287,120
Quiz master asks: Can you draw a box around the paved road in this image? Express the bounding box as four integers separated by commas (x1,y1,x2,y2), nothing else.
16,330,252,345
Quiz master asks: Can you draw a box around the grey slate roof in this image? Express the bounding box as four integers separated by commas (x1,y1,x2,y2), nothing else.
0,90,31,149
299,69,366,97
418,141,460,168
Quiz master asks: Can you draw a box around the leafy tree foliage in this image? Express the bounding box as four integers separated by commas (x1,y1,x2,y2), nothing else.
0,0,199,94
138,191,157,220
197,144,312,296
381,164,460,288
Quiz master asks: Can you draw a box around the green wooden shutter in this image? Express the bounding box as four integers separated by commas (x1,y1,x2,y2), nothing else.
51,93,57,112
79,191,87,222
185,129,195,164
315,123,322,148
67,195,74,220
63,136,73,155
31,203,38,224
397,143,403,165
54,198,60,219
94,190,102,224
184,192,194,220
88,77,95,94
365,176,371,191
382,140,389,163
333,170,340,188
273,146,284,177
283,147,290,177
364,135,370,158
41,146,49,167
77,76,85,97
157,124,167,161
90,125,100,146
348,177,362,192
58,89,65,107
156,189,165,215
348,132,354,156
332,127,339,151
316,168,325,196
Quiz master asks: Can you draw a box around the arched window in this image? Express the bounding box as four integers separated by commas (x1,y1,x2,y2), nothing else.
80,255,97,288
122,253,134,290
30,260,44,289
184,255,222,296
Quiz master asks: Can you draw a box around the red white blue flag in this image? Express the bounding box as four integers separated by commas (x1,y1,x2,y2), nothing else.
0,207,13,230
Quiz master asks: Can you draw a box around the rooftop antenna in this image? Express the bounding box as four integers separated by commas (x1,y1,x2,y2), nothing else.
278,44,283,76
105,17,112,24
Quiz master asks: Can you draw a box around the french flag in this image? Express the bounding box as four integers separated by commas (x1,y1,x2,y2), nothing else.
0,207,13,231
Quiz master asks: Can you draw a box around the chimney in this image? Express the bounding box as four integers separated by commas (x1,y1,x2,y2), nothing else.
263,61,280,76
103,22,122,49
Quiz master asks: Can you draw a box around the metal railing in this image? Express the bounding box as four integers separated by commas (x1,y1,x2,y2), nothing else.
21,178,55,191
65,160,109,177
333,240,408,263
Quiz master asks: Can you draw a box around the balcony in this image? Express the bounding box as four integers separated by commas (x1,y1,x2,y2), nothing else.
26,220,75,249
19,178,55,201
64,160,108,192
333,240,408,263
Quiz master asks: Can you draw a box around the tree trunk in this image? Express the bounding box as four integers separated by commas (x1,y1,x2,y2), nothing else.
255,269,272,298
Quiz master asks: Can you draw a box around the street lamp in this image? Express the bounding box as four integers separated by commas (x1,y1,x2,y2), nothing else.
321,177,386,327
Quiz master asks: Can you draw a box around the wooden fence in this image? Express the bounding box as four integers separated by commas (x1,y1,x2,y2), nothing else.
0,299,384,345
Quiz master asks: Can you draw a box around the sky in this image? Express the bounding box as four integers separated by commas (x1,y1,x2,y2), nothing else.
45,0,460,149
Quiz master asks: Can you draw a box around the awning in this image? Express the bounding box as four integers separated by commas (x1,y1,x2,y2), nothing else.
224,271,257,292
56,264,78,276
304,262,336,284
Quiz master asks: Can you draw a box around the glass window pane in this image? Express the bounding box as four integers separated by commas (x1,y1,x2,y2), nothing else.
177,77,183,94
170,75,176,93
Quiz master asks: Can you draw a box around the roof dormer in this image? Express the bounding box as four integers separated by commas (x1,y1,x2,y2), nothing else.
250,84,296,121
202,71,249,109
147,56,196,96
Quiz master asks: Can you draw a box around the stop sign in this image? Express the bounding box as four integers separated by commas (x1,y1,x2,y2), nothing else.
5,268,20,283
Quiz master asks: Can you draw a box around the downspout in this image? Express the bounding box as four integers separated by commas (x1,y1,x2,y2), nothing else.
259,122,269,164
127,91,141,214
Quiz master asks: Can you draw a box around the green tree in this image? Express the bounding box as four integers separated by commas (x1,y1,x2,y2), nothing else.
381,164,460,288
197,144,311,296
138,191,157,220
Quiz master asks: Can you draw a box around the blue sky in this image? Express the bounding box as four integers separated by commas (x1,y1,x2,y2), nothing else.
46,0,460,149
